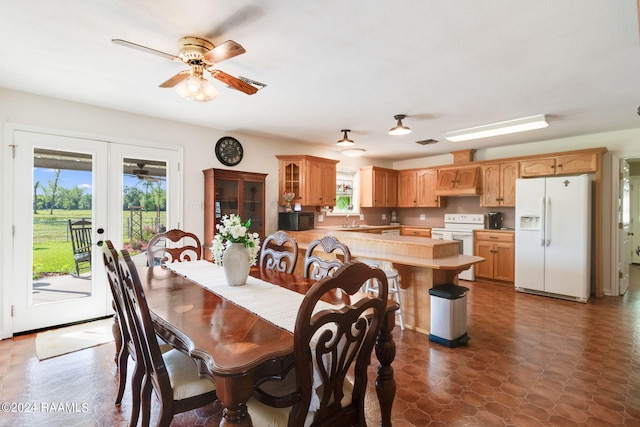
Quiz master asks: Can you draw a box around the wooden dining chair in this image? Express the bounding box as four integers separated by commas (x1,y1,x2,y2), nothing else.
303,235,351,280
259,230,299,273
147,229,202,266
102,241,173,421
101,240,136,408
247,261,389,426
119,248,217,427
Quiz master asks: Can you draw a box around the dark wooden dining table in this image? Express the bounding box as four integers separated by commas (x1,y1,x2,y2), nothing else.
135,264,398,427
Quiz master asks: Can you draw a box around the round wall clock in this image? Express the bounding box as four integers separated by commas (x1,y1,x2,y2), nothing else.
215,136,243,166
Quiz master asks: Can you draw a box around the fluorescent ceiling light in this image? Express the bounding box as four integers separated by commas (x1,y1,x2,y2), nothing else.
445,115,548,142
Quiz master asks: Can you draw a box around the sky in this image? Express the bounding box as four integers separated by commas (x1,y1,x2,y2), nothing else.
34,168,147,195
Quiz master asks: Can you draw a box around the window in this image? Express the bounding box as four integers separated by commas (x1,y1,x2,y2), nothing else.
330,169,359,215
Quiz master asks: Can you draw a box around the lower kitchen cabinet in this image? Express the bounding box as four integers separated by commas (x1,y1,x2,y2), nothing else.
400,227,431,238
474,230,514,282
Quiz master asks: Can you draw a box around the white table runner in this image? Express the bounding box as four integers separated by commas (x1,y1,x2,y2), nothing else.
165,260,343,412
165,260,333,333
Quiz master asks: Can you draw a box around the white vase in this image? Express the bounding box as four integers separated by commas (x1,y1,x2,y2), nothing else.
222,242,251,286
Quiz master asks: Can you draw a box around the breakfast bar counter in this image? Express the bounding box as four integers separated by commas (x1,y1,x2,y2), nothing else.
289,229,485,335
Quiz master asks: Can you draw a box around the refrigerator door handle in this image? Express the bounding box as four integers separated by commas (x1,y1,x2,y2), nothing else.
540,196,546,246
545,196,551,246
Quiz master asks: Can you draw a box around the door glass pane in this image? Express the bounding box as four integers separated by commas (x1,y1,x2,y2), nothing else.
32,149,93,305
122,158,167,259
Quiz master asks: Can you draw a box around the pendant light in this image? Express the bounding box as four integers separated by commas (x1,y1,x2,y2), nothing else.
336,129,355,147
388,114,411,135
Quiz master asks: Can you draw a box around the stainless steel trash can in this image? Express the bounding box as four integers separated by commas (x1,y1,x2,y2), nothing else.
429,284,470,347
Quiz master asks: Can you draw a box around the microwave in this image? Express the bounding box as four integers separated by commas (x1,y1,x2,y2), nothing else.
278,212,314,231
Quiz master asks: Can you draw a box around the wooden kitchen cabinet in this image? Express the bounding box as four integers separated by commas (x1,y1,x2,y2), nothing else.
480,162,519,207
520,152,597,177
203,168,267,259
474,230,514,282
397,170,417,207
400,227,432,238
360,166,398,207
417,169,445,207
397,169,444,208
434,166,481,196
277,155,338,207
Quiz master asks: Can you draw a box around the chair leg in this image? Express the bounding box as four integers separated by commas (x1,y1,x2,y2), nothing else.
390,276,405,331
157,407,174,427
139,376,153,427
115,345,129,405
129,361,144,427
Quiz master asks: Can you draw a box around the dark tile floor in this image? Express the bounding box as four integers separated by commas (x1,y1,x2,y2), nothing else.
1,266,639,426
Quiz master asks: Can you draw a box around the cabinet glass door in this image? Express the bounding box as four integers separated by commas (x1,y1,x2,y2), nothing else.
215,179,239,219
243,181,264,237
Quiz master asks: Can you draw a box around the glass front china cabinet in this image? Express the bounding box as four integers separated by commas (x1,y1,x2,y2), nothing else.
203,168,267,259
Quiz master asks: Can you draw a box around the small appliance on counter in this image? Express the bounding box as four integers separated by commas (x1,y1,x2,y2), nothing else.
278,211,314,231
488,212,503,229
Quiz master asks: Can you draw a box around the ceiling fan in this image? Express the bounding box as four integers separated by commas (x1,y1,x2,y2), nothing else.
112,36,264,101
132,163,164,183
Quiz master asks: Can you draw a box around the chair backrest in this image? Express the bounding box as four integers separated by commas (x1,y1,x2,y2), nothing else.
259,230,299,274
290,261,388,426
101,241,130,344
69,218,92,273
303,235,351,280
147,229,202,266
119,249,174,402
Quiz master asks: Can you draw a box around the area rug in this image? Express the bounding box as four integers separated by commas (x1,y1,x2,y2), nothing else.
35,318,114,361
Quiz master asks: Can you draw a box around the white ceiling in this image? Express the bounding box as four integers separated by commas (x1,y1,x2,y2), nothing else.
1,1,640,160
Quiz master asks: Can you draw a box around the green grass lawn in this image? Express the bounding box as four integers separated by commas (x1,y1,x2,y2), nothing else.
33,241,76,277
32,209,166,278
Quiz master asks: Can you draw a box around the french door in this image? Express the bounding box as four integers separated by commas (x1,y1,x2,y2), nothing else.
10,130,180,333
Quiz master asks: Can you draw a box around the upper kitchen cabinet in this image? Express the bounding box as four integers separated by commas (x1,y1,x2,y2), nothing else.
397,170,417,207
417,169,445,207
203,168,267,258
520,152,597,177
398,169,445,208
480,162,519,207
360,166,398,207
434,165,481,196
276,155,338,207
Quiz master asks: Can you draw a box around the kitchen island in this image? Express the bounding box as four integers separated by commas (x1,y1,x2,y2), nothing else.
289,229,484,335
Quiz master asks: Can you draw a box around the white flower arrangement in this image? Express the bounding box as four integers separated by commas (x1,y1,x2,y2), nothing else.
211,214,261,266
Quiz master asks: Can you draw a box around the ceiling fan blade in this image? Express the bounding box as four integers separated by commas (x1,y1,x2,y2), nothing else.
203,40,246,64
159,70,190,88
211,70,258,94
112,39,178,61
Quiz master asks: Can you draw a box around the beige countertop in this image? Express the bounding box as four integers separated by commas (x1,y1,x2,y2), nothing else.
289,229,484,271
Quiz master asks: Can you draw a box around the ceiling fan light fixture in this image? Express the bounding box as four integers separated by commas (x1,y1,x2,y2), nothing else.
389,114,411,135
175,75,200,98
336,129,355,147
445,114,549,142
194,79,219,102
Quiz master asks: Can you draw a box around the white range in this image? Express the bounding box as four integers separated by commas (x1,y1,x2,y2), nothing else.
431,214,485,281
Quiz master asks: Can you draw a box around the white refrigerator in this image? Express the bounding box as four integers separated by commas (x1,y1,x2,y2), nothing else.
514,175,591,302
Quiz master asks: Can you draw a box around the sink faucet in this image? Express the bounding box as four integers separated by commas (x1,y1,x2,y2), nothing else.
343,215,350,227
